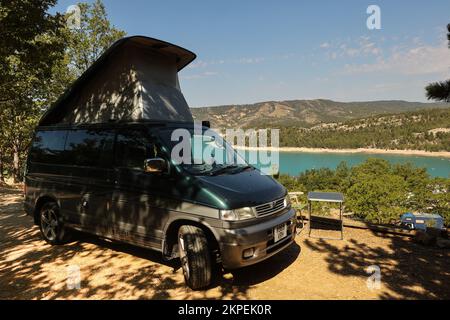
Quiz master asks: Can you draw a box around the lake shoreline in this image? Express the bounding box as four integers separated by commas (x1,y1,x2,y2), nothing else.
235,146,450,158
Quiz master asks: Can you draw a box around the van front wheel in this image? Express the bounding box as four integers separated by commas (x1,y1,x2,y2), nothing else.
39,202,71,245
178,225,212,289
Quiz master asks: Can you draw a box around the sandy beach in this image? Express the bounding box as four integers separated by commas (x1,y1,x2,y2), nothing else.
234,146,450,158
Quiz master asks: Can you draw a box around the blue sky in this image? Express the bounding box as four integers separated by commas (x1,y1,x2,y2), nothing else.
51,0,450,107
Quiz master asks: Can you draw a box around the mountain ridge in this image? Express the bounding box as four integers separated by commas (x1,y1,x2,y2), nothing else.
190,99,449,128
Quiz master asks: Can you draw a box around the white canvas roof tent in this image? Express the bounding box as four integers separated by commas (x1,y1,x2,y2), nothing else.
39,36,197,126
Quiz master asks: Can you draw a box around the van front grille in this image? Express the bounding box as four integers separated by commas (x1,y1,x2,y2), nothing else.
254,197,286,217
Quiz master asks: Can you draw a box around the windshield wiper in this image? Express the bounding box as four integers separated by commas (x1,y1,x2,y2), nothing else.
233,165,253,173
182,163,212,174
208,164,239,176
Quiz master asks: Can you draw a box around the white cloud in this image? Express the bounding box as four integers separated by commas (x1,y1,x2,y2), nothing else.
345,48,359,57
369,82,405,92
279,53,295,59
181,71,218,80
187,60,209,69
315,77,329,82
237,57,265,64
342,41,450,76
321,36,382,60
412,36,421,45
187,57,264,69
342,36,382,57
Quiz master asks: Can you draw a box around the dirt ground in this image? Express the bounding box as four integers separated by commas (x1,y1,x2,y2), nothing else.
1,186,449,300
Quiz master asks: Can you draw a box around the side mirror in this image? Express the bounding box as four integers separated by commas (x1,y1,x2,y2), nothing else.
144,158,167,174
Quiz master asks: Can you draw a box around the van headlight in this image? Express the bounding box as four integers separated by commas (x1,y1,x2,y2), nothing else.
220,207,256,221
284,194,291,207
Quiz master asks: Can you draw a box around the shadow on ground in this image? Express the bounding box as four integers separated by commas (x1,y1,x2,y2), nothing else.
0,187,299,299
3,186,448,299
303,229,450,299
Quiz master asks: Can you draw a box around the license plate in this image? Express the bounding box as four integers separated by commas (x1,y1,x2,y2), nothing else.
274,223,287,243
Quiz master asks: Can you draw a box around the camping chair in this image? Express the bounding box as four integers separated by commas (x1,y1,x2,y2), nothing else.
288,191,307,235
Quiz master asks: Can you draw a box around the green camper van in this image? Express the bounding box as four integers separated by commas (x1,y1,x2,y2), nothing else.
24,36,296,289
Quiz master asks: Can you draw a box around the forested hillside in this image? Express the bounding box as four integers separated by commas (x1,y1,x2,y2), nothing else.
191,99,449,128
277,108,450,151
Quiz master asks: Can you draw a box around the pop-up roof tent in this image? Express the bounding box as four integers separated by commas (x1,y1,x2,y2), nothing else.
39,36,196,126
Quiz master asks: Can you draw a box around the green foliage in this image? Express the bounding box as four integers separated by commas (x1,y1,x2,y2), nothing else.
0,0,125,182
347,160,408,224
277,158,450,226
392,163,431,210
428,177,450,226
277,174,304,193
297,168,336,191
0,0,66,181
68,0,126,77
0,0,66,102
426,80,450,102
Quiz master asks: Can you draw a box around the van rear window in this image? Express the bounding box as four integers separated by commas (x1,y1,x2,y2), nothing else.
30,130,68,163
65,129,114,167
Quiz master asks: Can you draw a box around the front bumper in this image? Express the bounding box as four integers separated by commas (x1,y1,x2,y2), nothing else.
217,208,296,269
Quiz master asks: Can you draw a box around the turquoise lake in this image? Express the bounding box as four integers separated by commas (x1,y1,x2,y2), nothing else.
239,151,450,178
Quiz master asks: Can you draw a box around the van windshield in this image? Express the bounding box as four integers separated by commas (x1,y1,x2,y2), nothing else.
158,127,251,176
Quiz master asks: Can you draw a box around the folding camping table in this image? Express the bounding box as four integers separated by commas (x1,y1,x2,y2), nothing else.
307,191,344,240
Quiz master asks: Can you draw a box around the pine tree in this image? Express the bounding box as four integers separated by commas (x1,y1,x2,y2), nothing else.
425,24,450,102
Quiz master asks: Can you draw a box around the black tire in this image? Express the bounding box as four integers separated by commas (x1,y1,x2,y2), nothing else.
178,225,212,289
39,201,71,245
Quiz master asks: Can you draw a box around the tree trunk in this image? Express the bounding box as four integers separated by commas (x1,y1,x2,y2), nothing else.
0,152,4,182
12,141,20,183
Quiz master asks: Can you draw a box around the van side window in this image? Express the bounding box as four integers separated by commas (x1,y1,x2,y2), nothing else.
30,130,68,164
115,129,158,170
65,129,114,167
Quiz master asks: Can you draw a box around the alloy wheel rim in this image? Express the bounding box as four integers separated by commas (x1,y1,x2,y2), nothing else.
41,208,58,241
178,235,190,279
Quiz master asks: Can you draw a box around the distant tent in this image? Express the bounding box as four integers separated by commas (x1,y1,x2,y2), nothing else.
39,36,196,126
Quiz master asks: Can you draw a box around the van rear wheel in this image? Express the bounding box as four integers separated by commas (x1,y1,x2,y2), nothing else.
39,202,71,245
178,225,212,290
